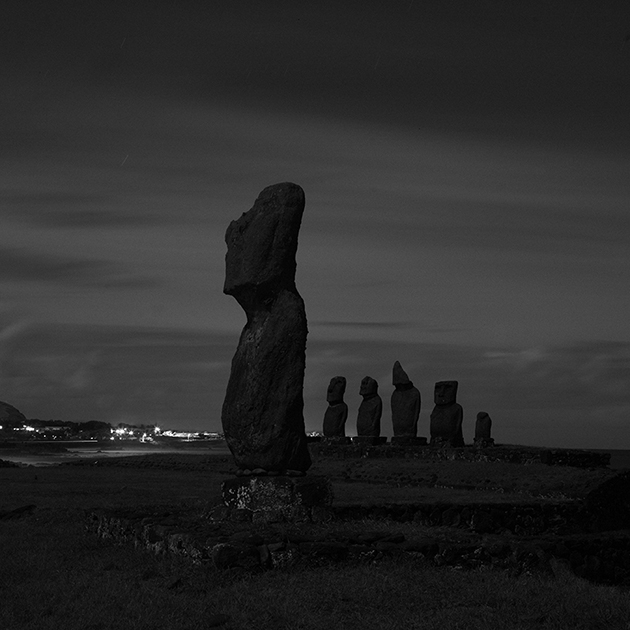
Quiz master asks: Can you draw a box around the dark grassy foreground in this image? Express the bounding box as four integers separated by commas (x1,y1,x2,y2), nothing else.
2,454,630,630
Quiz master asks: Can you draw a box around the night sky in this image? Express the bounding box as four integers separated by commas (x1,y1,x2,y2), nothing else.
2,1,629,448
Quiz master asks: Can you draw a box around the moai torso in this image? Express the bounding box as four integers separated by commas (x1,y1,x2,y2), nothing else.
475,412,492,440
430,380,464,447
474,411,494,446
323,376,348,437
357,376,382,437
390,361,421,437
221,183,311,472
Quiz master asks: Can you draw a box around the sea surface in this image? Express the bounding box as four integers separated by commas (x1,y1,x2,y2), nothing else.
0,441,230,467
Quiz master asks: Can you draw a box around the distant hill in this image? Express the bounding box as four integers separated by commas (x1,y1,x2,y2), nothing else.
0,400,27,425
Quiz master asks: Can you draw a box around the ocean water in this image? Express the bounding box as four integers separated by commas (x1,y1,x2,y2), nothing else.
0,444,230,467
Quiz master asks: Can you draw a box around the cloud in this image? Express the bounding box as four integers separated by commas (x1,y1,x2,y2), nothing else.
482,341,630,411
0,323,236,428
1,321,629,447
0,192,171,228
312,321,412,330
0,247,158,289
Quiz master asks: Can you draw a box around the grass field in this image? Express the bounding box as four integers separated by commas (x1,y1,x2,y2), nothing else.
2,452,630,630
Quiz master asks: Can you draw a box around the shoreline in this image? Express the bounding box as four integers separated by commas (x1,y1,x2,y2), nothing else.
0,440,230,467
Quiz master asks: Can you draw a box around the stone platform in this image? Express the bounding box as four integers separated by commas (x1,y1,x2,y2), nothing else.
308,443,611,468
87,494,630,584
351,436,387,446
220,475,334,523
390,436,428,446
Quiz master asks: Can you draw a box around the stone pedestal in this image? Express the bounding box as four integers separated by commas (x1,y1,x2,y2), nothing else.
351,436,387,446
473,437,495,448
221,476,333,523
430,436,465,448
390,436,427,446
322,436,351,445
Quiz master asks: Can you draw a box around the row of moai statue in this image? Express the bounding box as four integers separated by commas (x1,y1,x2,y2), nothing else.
322,361,494,447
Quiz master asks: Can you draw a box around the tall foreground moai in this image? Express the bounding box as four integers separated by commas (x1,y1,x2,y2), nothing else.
390,361,421,438
323,376,348,438
429,380,464,447
221,183,311,473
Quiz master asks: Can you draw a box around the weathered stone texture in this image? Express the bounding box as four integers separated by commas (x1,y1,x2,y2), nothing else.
474,411,494,447
323,376,348,437
222,476,333,523
221,183,311,472
390,361,421,437
356,376,382,437
475,412,492,439
430,380,464,447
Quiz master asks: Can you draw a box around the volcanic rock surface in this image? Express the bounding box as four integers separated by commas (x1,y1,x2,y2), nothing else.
221,182,311,473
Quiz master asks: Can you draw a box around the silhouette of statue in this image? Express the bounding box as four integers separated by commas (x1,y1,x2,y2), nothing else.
474,411,494,447
429,380,464,447
356,376,382,437
391,361,421,438
323,376,348,438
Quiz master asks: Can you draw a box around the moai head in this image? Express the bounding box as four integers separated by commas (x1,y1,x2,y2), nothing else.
392,361,413,390
360,376,378,398
326,376,347,405
434,381,458,406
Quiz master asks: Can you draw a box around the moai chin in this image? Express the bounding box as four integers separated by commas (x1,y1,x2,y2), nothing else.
474,411,494,447
356,376,382,437
322,376,349,438
429,380,464,447
221,182,311,473
391,361,421,438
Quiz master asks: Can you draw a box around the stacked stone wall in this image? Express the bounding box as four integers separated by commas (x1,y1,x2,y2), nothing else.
308,444,611,468
87,506,630,584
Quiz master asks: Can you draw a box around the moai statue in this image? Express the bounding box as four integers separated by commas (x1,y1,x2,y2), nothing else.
221,183,311,473
474,411,494,447
322,376,348,439
356,376,382,437
429,380,464,447
391,361,421,438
